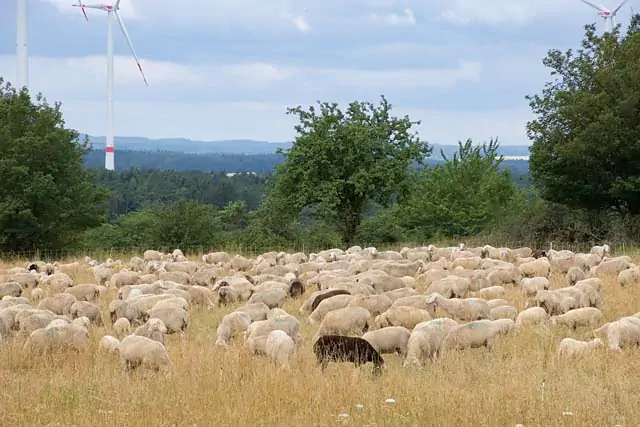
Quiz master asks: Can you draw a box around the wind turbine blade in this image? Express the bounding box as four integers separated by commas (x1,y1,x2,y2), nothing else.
115,0,121,8
612,0,628,14
580,0,607,11
76,1,89,21
114,10,148,86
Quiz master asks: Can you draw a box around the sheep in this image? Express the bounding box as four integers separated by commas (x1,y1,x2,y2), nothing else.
313,335,385,375
486,299,510,309
426,276,471,299
248,288,288,309
308,294,357,325
16,310,62,335
265,330,296,369
477,285,505,300
557,337,604,358
593,317,640,352
519,258,551,278
489,305,518,321
426,292,489,321
440,320,501,353
267,308,288,319
382,287,418,302
245,314,301,348
148,306,188,334
375,306,432,330
99,335,120,354
235,303,270,322
64,284,101,302
216,311,252,348
574,278,603,293
0,282,23,299
109,299,142,325
391,295,433,312
362,326,411,357
38,293,77,316
30,288,44,303
515,307,548,329
113,317,131,337
618,267,640,287
116,334,171,375
403,318,459,367
486,268,521,287
566,267,586,286
218,285,243,306
287,278,305,298
534,290,576,316
314,306,373,340
134,318,166,344
110,271,140,288
69,301,103,326
491,318,516,335
347,294,393,317
310,289,352,312
520,277,550,296
592,257,631,277
23,323,88,354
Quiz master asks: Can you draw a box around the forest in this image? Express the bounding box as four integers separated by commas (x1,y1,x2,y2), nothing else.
0,23,639,257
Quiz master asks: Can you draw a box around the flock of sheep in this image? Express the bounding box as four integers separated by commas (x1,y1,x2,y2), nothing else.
0,243,639,377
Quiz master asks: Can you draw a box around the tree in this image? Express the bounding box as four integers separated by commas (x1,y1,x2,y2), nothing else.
260,95,431,245
0,80,109,252
526,23,640,214
398,138,521,238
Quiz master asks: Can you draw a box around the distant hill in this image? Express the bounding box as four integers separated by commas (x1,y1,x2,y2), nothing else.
83,135,531,160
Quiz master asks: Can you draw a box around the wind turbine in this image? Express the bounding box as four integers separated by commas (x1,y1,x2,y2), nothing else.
580,0,629,33
72,0,148,171
15,0,28,90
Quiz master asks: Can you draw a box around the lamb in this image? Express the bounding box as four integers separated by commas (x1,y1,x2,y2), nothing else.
248,288,288,309
566,267,586,286
69,301,103,326
477,285,505,300
308,294,357,325
440,320,501,353
426,292,490,321
489,305,518,321
215,311,252,348
515,307,548,329
134,318,166,344
113,317,131,337
403,318,459,367
520,277,550,296
265,329,296,368
375,306,432,330
116,334,171,374
313,335,385,375
362,326,411,357
557,337,604,358
99,335,120,354
347,294,393,317
314,306,374,340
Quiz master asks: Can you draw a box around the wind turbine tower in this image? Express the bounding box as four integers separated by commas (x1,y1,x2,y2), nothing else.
72,1,148,171
16,0,29,89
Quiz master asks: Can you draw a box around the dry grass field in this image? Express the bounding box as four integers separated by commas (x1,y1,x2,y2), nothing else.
1,251,640,427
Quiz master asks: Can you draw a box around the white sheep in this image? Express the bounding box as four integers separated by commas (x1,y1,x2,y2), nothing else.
216,311,252,348
557,337,603,358
489,305,518,321
99,335,120,354
134,318,167,344
23,323,88,354
519,258,551,278
248,288,288,309
440,320,501,353
515,307,548,329
30,288,44,303
347,294,393,317
593,316,640,352
550,307,603,330
403,318,459,367
426,276,471,299
113,317,132,337
426,292,489,321
566,267,586,286
491,318,516,335
574,278,603,293
313,306,373,341
618,267,640,287
148,306,188,334
520,277,550,296
235,303,271,322
116,334,171,374
308,294,357,325
477,285,505,300
265,330,296,369
362,326,411,356
245,314,301,347
375,306,432,330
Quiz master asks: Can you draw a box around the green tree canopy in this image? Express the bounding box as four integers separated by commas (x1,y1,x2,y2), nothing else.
399,138,521,238
260,95,431,245
526,22,640,214
0,80,108,252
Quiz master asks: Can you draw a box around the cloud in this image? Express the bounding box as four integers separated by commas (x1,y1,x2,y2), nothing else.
371,8,416,25
291,16,312,32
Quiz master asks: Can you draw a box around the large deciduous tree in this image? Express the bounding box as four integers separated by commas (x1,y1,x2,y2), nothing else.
399,138,521,238
526,23,640,214
261,95,431,245
0,80,108,252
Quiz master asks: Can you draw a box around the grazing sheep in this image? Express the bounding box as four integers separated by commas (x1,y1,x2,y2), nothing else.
515,307,548,329
99,335,120,354
403,318,459,367
308,294,357,325
489,305,518,321
64,284,101,302
248,288,287,309
30,288,44,303
24,323,88,354
362,326,411,356
491,318,516,335
245,314,301,348
618,267,640,287
265,330,296,368
235,303,270,322
427,276,471,299
477,285,505,300
134,318,166,344
486,299,510,309
314,306,373,340
218,285,242,306
486,268,521,287
38,293,77,316
574,278,603,293
313,335,385,375
550,307,603,330
0,282,23,299
426,292,489,321
382,287,418,302
69,301,103,326
557,337,603,358
310,289,352,312
216,311,252,348
534,290,576,316
593,317,640,352
113,317,131,337
520,277,550,296
375,306,432,330
116,334,171,375
148,306,188,334
440,320,500,353
347,294,393,317
566,267,586,286
519,258,551,278
109,299,141,325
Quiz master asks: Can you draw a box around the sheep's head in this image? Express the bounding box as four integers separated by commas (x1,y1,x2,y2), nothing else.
589,338,604,349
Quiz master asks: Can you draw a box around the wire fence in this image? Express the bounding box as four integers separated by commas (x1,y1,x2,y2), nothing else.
0,238,636,262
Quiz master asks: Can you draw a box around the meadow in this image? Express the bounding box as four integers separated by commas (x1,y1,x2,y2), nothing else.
0,248,639,427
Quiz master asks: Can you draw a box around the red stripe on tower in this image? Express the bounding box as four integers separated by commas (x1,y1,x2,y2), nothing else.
105,147,115,153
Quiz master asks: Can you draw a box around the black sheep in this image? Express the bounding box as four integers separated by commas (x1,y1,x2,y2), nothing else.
313,335,385,375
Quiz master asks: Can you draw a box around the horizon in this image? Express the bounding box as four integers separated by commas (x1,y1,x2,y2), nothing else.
2,1,633,146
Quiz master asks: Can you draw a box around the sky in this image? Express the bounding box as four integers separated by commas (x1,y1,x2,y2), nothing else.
0,0,634,145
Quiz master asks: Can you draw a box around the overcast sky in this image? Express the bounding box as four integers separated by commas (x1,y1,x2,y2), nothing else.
0,0,632,144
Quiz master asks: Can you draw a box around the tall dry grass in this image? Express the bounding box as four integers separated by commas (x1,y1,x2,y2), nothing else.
1,255,640,427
